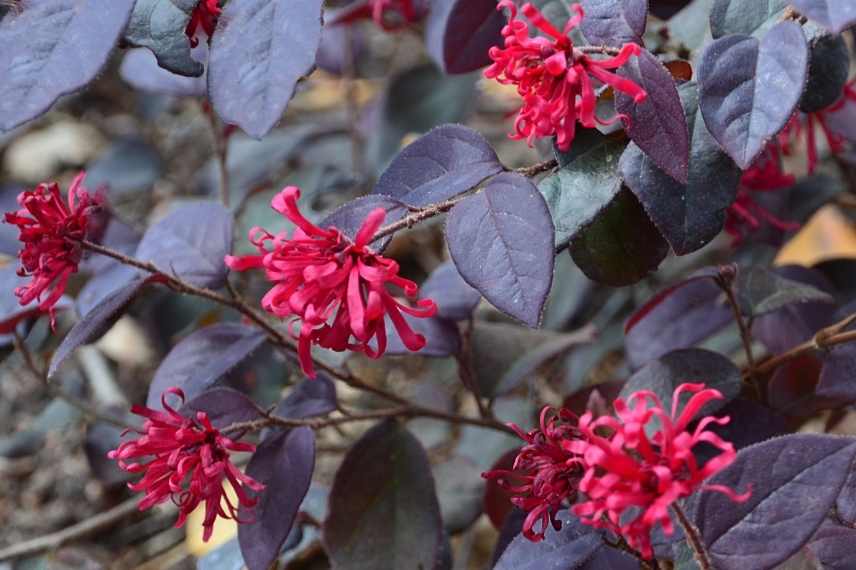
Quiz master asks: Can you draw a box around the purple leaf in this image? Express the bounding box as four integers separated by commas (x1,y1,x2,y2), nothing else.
624,271,731,369
808,521,856,569
615,48,689,183
0,185,23,256
315,19,365,75
324,420,444,570
420,261,481,321
425,0,505,74
147,323,267,408
620,82,740,254
735,265,835,318
208,0,323,138
374,124,503,207
704,397,789,453
837,468,856,525
569,187,669,287
0,0,136,132
619,348,741,436
446,173,555,327
124,0,203,78
77,265,141,319
135,201,233,289
319,194,407,252
580,0,647,46
48,278,146,378
799,32,850,112
275,375,337,419
687,434,856,570
816,344,856,406
384,313,462,357
239,427,316,570
709,0,790,38
494,512,604,570
791,0,856,34
86,137,164,197
698,22,809,168
181,387,264,429
434,456,484,533
119,48,207,97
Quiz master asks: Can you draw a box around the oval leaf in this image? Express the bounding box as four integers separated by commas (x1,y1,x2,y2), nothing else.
147,323,267,408
208,0,323,138
275,375,337,419
709,0,790,38
324,420,444,570
319,194,407,252
791,0,856,34
446,173,555,327
495,512,604,570
136,201,233,289
0,0,136,131
373,124,503,207
615,48,690,184
698,22,808,169
580,0,647,46
239,427,316,570
182,387,264,428
688,434,856,570
420,261,481,321
425,0,505,74
124,0,203,78
119,48,207,97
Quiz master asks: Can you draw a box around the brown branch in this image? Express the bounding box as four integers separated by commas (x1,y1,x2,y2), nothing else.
715,268,756,370
672,503,713,570
0,497,142,562
752,312,856,376
577,45,622,57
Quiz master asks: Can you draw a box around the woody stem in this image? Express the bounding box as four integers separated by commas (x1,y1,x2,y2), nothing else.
672,503,713,570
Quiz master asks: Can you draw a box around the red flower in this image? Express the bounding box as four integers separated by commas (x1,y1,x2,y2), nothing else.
109,388,264,542
186,0,221,47
485,1,647,152
333,0,425,31
4,173,101,326
571,383,750,559
482,407,583,541
225,186,437,378
778,79,856,174
725,144,799,245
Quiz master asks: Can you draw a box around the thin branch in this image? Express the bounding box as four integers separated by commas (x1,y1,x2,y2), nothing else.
753,312,856,376
672,503,713,570
206,109,231,208
0,497,142,562
577,45,622,57
715,268,755,371
514,158,558,178
456,318,491,419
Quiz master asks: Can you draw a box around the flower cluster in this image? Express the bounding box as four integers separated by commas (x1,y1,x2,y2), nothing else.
186,0,221,47
572,383,750,559
225,186,437,378
725,144,799,245
485,1,647,152
333,0,425,31
4,173,101,326
109,388,264,542
485,383,749,559
483,407,582,541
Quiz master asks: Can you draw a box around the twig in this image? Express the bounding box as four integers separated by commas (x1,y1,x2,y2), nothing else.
577,45,622,57
456,318,491,419
672,503,713,570
0,497,142,562
514,158,558,178
753,312,856,376
206,110,231,208
715,267,755,371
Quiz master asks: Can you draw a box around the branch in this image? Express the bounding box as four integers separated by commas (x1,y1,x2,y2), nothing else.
715,267,756,370
752,312,856,376
672,503,713,570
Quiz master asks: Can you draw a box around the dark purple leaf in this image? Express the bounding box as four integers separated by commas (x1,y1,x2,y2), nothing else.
494,512,603,570
124,0,203,78
816,344,856,406
490,509,526,566
239,427,316,570
373,124,503,207
808,521,856,569
704,397,789,453
615,48,689,183
619,348,741,436
86,137,164,197
119,48,207,97
434,455,484,533
620,82,741,255
319,194,407,252
569,187,669,287
207,0,323,138
836,468,856,525
384,314,462,357
827,93,856,144
48,278,146,378
425,0,505,74
324,420,444,570
0,0,136,132
767,353,825,416
81,218,142,275
135,201,232,289
315,19,365,75
791,0,856,33
799,32,850,112
147,323,267,408
77,264,141,319
446,173,555,327
709,0,790,38
580,0,647,46
0,185,23,256
698,22,809,168
181,387,263,429
420,261,481,321
735,265,835,318
687,434,856,570
275,375,337,419
625,271,731,368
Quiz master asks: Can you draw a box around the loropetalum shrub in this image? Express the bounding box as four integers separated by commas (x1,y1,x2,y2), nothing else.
1,1,856,569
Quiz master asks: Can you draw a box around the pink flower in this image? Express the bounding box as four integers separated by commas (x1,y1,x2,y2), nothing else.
482,407,583,542
225,186,437,378
4,173,102,326
485,1,647,152
186,0,221,47
333,0,424,31
725,144,799,245
778,79,856,174
109,388,264,542
571,383,750,559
